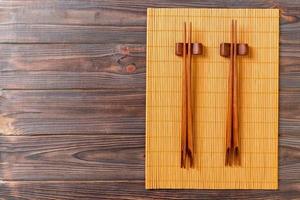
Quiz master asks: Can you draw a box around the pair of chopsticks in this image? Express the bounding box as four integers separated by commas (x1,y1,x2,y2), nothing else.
181,22,194,168
225,20,240,166
178,20,245,168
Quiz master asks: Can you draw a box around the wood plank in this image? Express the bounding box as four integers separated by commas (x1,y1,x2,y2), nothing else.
0,135,144,181
0,90,145,135
0,44,145,90
0,24,146,44
0,134,298,181
0,5,146,26
0,71,145,90
0,180,299,200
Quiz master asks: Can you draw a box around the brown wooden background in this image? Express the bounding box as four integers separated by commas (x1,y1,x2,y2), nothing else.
0,1,299,199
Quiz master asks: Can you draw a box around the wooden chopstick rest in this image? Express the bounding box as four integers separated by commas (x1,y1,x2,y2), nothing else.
176,43,203,56
220,20,249,166
220,43,248,57
176,22,203,168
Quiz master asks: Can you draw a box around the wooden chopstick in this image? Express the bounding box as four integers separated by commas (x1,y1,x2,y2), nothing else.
181,22,187,168
233,20,240,165
225,20,234,166
226,20,240,166
181,22,194,168
187,22,194,167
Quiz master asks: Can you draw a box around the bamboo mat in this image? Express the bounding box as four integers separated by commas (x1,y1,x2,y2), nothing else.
146,8,279,189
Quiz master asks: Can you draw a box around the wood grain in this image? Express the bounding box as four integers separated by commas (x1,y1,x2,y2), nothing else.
0,0,299,198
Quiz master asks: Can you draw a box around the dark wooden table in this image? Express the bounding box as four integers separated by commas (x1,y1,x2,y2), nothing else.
0,1,299,199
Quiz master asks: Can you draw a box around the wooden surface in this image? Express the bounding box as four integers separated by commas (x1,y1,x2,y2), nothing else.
0,0,299,199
